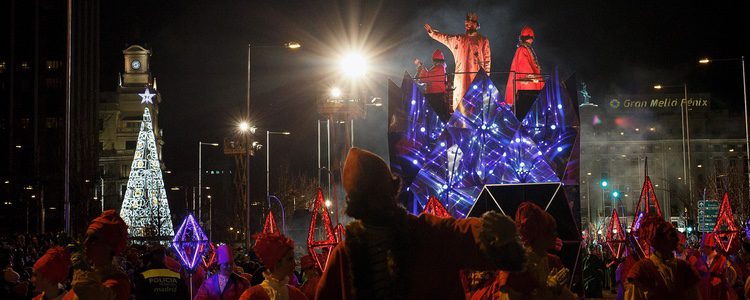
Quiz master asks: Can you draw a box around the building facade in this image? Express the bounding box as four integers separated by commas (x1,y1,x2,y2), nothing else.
580,92,748,231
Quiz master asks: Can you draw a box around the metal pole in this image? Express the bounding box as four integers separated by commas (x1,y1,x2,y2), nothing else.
245,44,252,249
266,131,270,213
351,119,355,148
681,91,687,185
209,195,213,240
198,142,202,222
741,57,750,206
318,121,321,186
100,177,104,212
685,84,693,205
327,120,332,199
64,0,72,233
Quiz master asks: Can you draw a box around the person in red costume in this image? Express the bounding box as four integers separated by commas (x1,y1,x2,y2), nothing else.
625,216,700,299
496,202,575,299
315,147,526,299
415,49,451,121
240,234,306,300
196,245,251,300
31,247,71,300
424,12,491,115
64,210,131,300
691,233,737,300
504,25,544,107
298,255,320,300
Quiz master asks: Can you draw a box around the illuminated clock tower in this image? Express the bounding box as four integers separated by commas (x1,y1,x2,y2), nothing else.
122,45,151,86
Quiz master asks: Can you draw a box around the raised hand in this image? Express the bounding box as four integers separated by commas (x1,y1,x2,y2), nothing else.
424,23,433,34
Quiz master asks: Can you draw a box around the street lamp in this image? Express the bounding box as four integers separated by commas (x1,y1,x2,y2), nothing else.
654,83,692,204
245,41,300,248
266,131,291,210
699,56,749,202
198,142,219,229
238,121,256,248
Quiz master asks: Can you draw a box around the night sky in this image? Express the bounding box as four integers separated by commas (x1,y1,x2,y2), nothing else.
99,0,749,194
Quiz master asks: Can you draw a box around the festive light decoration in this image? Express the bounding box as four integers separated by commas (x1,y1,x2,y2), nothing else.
392,70,575,217
605,209,626,259
422,195,451,217
629,161,662,258
172,213,209,272
334,223,346,243
201,242,217,269
307,188,337,271
262,211,279,235
120,104,174,239
139,88,156,104
713,192,740,253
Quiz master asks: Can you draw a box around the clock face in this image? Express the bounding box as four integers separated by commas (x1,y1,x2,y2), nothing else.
131,59,141,70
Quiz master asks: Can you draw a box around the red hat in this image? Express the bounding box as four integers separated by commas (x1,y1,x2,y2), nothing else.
87,210,128,255
253,233,294,270
300,255,316,270
432,49,445,61
520,25,535,39
701,233,718,248
515,202,556,246
343,148,399,198
217,244,233,265
33,247,71,284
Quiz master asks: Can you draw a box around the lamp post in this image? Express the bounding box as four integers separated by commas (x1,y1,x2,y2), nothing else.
245,41,300,248
238,121,256,249
266,131,291,211
267,195,286,234
700,57,750,204
198,142,219,226
654,83,692,209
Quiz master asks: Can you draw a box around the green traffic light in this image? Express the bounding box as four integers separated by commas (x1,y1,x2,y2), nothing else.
612,191,619,197
601,180,608,187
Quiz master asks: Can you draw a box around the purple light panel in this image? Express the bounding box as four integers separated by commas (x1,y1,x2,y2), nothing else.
171,213,209,272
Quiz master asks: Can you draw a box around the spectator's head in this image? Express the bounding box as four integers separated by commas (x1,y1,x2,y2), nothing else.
700,232,718,256
253,233,295,280
637,216,678,257
84,210,128,265
300,255,320,278
515,202,557,252
343,148,401,223
217,244,234,276
32,247,70,293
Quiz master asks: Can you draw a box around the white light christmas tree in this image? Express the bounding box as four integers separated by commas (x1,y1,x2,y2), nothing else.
120,88,174,239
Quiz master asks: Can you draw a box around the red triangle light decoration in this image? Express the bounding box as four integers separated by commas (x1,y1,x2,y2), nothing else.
422,195,452,218
307,188,337,271
713,192,740,253
605,209,626,259
630,175,662,258
334,223,346,243
262,211,279,234
202,242,217,268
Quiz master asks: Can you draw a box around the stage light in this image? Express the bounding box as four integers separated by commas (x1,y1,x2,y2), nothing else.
340,52,368,78
330,87,342,98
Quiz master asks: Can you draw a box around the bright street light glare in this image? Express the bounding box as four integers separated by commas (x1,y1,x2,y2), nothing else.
285,42,301,49
699,58,710,64
340,52,368,78
331,87,342,98
653,85,663,89
239,121,250,132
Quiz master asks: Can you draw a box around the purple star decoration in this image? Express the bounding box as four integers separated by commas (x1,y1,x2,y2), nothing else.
172,213,209,273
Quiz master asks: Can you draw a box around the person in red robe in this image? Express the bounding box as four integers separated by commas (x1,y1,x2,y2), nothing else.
31,247,70,300
299,255,320,300
415,49,451,121
240,234,306,300
424,12,491,115
315,148,526,299
63,210,131,300
195,245,251,300
692,233,737,300
504,25,544,107
624,216,700,299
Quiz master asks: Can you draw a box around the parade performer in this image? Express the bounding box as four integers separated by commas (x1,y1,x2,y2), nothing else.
299,255,321,300
31,247,70,300
624,216,700,299
240,233,306,300
65,210,131,300
425,12,491,114
504,25,544,107
497,202,576,300
195,245,251,300
415,49,451,121
315,148,525,299
691,233,737,300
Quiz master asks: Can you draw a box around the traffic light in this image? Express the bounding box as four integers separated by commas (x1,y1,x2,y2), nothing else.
612,190,619,198
600,172,609,188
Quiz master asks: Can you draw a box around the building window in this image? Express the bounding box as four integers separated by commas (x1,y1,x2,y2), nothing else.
45,117,58,129
0,61,6,73
45,60,62,71
125,122,140,129
21,61,30,70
